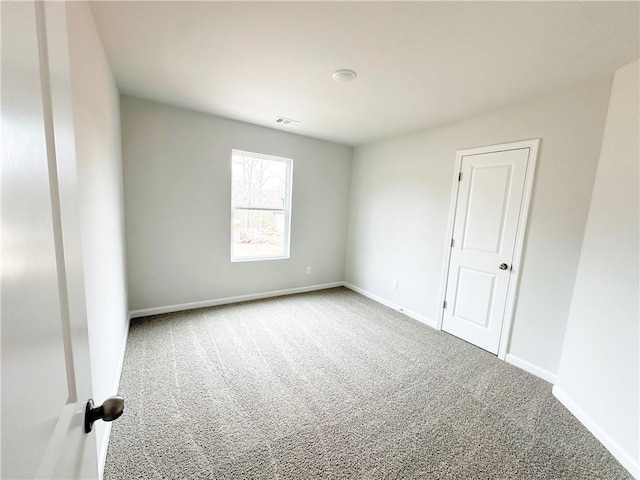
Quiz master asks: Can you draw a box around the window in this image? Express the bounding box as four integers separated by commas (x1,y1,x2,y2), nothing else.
231,150,292,261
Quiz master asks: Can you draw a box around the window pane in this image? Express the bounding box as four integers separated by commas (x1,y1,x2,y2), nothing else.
232,153,287,209
232,209,285,258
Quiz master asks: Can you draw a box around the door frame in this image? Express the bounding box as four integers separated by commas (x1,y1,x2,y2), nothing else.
436,139,540,360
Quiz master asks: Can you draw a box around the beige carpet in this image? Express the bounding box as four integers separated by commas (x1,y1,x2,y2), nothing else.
104,287,631,479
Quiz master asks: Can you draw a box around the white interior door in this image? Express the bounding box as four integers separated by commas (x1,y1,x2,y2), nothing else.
2,2,99,478
442,145,534,354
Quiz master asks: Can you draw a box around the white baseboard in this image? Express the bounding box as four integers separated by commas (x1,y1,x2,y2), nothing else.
552,385,639,479
337,287,555,385
505,354,557,384
342,282,438,329
128,282,344,319
98,312,131,480
121,282,639,478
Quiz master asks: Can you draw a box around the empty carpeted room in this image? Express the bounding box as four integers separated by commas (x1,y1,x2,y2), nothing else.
2,1,639,479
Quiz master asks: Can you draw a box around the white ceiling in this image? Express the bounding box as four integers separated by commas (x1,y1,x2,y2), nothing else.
90,1,639,146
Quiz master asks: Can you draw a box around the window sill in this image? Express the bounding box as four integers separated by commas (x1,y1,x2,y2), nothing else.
230,255,290,263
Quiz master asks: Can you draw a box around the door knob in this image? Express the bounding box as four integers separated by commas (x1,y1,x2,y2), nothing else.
499,263,509,270
84,395,124,433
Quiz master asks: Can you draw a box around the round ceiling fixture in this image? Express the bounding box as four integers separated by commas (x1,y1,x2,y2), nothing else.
332,69,357,82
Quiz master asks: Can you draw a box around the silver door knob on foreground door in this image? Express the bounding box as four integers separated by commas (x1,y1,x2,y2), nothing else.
499,263,509,270
84,395,125,433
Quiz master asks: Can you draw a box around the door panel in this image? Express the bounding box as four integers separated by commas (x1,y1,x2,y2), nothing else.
1,2,98,478
442,148,530,354
462,165,512,253
454,267,496,327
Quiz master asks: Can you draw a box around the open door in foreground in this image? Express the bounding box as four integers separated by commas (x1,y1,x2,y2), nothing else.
2,2,101,478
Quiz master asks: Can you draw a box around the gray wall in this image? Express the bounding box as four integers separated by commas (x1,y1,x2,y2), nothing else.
67,1,129,468
556,60,639,476
121,96,352,311
345,80,612,377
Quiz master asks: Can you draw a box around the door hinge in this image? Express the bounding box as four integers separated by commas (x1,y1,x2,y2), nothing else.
443,300,447,309
451,238,454,247
458,172,462,181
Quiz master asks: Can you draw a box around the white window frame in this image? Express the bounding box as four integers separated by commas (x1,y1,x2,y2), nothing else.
230,149,293,262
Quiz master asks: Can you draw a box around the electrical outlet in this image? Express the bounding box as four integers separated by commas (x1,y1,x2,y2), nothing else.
306,266,312,274
392,280,399,290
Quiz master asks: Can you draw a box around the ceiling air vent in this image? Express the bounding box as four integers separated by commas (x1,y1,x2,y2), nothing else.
275,116,301,126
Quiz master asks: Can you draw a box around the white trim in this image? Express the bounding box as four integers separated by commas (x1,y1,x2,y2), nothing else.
232,149,292,164
34,403,78,479
230,149,293,262
497,139,539,360
505,354,557,384
129,282,343,319
97,312,131,480
437,139,540,360
553,385,639,479
436,153,465,330
342,282,438,329
98,426,112,480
